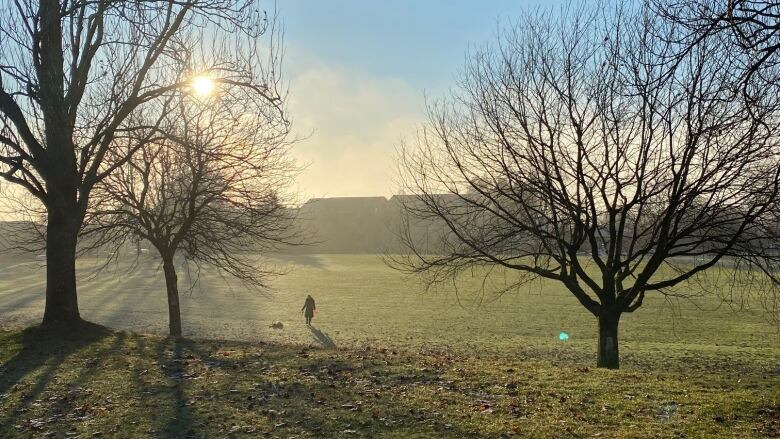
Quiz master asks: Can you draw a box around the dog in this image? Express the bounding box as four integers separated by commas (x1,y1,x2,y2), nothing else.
269,321,284,330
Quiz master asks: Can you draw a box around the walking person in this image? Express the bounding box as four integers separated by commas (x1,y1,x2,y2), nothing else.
301,294,316,326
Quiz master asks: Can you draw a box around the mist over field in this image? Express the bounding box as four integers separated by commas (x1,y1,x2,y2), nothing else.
2,0,780,437
1,227,777,369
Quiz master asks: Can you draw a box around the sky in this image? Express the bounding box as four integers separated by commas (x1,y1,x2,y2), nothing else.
281,0,556,200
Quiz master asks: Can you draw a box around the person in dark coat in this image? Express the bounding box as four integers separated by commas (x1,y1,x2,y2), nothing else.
301,294,316,325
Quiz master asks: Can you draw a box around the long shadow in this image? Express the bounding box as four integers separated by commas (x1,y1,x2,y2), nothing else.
0,284,47,312
0,326,482,438
1,326,195,438
160,338,474,438
0,322,111,428
308,325,336,348
160,337,196,438
0,322,110,395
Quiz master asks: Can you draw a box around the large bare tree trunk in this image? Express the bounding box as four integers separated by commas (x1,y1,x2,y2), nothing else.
39,0,82,327
162,255,182,337
597,311,620,369
41,178,82,326
42,208,80,325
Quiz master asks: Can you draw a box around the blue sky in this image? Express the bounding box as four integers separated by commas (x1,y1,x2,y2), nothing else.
279,0,558,199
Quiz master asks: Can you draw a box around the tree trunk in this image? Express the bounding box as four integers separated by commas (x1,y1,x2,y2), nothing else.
162,255,182,337
38,0,85,327
42,203,81,326
597,310,620,369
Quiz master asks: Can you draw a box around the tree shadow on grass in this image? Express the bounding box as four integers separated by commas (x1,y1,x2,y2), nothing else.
0,321,112,430
0,328,199,438
1,326,478,438
158,337,198,438
0,289,48,315
0,322,111,394
159,338,476,438
308,325,336,348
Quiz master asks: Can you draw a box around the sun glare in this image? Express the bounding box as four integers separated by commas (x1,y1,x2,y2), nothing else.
191,76,215,96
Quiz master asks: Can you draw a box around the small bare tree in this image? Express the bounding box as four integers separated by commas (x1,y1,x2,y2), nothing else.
395,3,780,368
0,0,275,326
85,82,298,337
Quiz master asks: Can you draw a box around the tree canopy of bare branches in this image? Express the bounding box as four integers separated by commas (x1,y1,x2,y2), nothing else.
395,3,780,369
0,0,281,326
85,79,298,336
653,0,780,84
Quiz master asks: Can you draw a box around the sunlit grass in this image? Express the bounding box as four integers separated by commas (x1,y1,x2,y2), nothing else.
1,254,778,371
1,255,779,437
0,326,777,438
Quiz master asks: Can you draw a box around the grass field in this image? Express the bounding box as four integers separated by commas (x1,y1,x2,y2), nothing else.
0,253,779,437
1,253,778,370
0,325,778,438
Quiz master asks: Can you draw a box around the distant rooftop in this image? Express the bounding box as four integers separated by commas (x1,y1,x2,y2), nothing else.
304,194,460,204
305,196,388,203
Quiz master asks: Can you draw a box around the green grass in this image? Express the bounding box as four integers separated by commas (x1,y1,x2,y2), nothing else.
0,325,778,438
0,253,778,370
1,254,779,437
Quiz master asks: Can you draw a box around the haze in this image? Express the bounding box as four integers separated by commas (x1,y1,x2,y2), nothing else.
284,0,556,198
1,1,779,437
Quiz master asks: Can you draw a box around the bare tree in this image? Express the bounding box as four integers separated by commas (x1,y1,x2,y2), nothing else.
0,0,277,326
652,1,780,325
653,0,780,83
84,80,298,337
394,3,780,368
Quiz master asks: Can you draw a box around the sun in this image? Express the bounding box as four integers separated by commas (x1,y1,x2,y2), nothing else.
191,76,215,96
